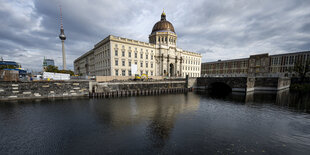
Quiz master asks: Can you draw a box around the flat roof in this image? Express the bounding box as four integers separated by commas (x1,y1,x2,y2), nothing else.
202,51,310,64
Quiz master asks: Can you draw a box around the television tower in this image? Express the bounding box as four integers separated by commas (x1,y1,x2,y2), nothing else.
59,5,66,70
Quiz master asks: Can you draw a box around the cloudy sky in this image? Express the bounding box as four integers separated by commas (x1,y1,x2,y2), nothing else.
1,0,310,71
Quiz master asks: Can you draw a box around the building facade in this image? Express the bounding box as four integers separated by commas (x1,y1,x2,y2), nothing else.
43,58,55,71
0,60,21,69
201,51,310,77
74,12,202,77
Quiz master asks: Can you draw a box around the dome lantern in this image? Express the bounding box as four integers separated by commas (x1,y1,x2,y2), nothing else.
161,11,166,21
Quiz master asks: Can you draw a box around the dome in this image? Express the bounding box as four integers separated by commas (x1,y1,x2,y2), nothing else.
151,12,175,34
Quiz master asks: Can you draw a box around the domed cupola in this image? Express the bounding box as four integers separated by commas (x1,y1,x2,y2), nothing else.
151,11,175,34
149,11,177,46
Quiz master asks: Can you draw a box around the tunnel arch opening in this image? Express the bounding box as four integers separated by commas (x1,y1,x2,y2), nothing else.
208,82,232,95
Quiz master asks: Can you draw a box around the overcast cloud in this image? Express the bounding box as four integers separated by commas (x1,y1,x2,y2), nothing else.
0,0,310,71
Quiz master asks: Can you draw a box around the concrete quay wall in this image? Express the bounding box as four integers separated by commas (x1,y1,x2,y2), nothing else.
91,81,186,93
254,77,291,91
0,80,190,101
0,81,89,101
89,81,189,98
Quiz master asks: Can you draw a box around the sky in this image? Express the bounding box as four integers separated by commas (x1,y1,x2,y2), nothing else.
0,0,310,71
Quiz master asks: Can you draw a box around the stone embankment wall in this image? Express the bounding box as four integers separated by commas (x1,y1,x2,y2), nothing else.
91,81,186,92
0,81,89,101
96,76,165,82
187,77,197,88
89,81,190,98
291,77,310,84
277,78,291,90
254,77,290,91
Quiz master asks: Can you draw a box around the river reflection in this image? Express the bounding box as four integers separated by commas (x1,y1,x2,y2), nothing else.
197,90,310,113
0,92,309,154
90,94,200,149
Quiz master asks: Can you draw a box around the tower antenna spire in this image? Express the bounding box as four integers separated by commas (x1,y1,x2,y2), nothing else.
59,4,67,70
60,5,63,29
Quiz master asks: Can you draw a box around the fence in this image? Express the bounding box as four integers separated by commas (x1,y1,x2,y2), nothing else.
43,72,70,80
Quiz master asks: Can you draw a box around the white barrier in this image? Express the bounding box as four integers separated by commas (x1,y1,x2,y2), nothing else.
43,72,70,80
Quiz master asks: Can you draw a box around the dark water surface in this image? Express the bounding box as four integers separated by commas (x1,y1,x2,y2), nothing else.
0,91,310,154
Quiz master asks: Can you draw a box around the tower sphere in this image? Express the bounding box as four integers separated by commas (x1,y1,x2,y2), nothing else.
59,29,66,40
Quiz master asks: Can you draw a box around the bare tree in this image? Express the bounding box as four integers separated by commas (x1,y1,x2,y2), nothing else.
294,59,310,81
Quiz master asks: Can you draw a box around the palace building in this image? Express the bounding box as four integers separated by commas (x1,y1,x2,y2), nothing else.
201,51,310,77
74,12,202,77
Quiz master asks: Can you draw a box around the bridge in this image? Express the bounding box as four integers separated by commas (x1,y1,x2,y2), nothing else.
195,77,291,92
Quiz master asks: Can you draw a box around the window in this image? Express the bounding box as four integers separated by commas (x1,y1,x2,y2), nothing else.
129,51,131,57
135,61,137,65
115,59,118,66
146,54,148,59
128,70,132,76
135,52,137,58
140,71,143,75
140,62,143,67
151,71,153,76
115,69,119,76
140,53,143,59
151,55,153,60
122,51,125,57
122,60,125,66
122,70,126,76
151,63,153,68
146,71,148,75
146,62,148,68
115,49,118,56
129,61,131,66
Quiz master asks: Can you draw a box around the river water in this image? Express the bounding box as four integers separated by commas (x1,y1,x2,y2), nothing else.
0,91,310,154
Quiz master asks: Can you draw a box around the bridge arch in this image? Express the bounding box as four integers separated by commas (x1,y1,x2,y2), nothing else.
208,82,232,94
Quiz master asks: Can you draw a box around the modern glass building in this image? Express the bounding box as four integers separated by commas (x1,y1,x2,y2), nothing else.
0,60,21,69
43,58,55,71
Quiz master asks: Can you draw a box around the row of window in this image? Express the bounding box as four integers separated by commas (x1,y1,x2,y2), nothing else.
271,54,310,66
182,72,200,77
115,59,154,68
115,69,154,76
115,44,153,53
95,50,110,60
115,49,154,60
96,59,110,69
205,62,248,69
205,69,248,74
96,69,111,76
184,59,200,65
183,66,200,71
156,36,176,44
